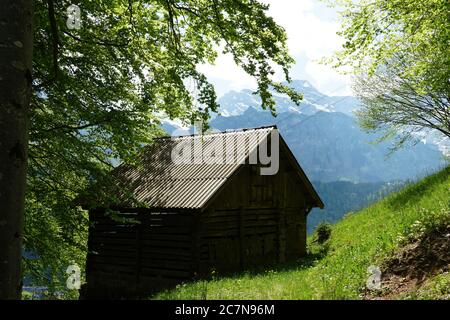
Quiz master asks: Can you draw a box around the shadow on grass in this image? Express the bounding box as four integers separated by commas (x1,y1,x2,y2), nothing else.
149,248,329,299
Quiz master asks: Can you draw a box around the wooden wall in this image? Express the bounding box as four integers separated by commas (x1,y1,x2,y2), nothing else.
83,210,196,299
196,155,310,276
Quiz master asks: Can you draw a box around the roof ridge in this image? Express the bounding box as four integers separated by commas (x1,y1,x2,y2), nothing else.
156,125,277,140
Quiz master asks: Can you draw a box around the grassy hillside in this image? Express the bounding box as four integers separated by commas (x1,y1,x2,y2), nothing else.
153,166,450,300
308,180,405,233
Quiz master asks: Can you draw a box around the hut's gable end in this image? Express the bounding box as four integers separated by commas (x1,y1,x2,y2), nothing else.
204,148,312,211
196,149,311,275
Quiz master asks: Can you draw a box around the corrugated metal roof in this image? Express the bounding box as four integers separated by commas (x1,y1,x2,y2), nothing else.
111,126,275,209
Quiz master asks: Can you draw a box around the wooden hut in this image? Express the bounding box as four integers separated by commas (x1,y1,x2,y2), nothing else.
81,126,323,299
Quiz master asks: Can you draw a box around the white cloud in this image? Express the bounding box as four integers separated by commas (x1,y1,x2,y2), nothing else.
197,52,257,97
199,0,352,97
304,61,353,96
262,0,341,57
263,0,351,96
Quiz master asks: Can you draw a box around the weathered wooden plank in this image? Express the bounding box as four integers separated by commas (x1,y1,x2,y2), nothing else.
140,248,192,258
89,257,136,268
139,233,191,241
243,225,277,234
243,221,277,228
201,217,239,225
139,260,192,271
90,249,137,258
139,239,192,248
205,210,239,217
90,236,137,245
139,267,192,279
139,226,191,234
142,215,193,226
90,229,136,237
89,224,136,232
200,230,240,238
200,223,240,232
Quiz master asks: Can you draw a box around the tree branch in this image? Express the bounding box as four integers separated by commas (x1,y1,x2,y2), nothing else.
40,0,60,88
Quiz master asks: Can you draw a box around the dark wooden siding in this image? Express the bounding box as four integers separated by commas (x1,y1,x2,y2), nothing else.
196,158,309,276
84,210,195,298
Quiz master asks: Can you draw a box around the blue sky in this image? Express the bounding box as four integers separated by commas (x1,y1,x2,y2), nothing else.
198,0,353,98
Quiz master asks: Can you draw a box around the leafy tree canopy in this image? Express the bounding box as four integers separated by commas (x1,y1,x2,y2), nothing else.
353,53,450,149
330,0,449,94
327,0,449,148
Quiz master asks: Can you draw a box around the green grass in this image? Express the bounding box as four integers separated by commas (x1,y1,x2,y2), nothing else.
153,166,450,300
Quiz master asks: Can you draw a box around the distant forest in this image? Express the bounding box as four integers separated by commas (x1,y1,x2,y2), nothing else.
308,180,405,233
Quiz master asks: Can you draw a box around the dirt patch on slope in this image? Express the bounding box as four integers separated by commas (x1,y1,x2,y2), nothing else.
367,224,450,299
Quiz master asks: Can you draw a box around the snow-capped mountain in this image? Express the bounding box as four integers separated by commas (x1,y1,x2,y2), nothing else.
217,80,360,117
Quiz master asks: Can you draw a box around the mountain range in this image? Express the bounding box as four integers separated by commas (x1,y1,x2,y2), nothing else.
210,106,445,183
216,80,360,117
162,80,448,231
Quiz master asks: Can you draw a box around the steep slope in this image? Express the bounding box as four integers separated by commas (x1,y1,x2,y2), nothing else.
308,180,405,233
153,166,450,300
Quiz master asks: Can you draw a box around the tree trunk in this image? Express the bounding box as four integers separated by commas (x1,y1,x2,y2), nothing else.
0,0,34,299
